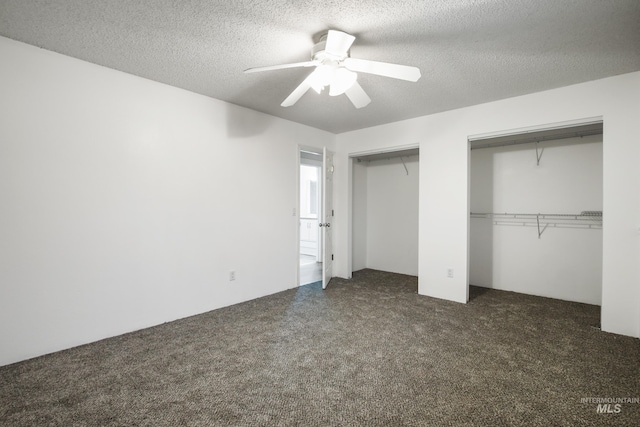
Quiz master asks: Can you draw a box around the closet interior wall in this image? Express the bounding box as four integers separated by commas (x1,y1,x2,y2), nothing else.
469,134,603,305
352,153,419,276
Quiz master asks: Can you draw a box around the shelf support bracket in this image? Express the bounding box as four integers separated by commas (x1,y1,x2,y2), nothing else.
536,214,548,239
400,156,408,175
535,141,544,166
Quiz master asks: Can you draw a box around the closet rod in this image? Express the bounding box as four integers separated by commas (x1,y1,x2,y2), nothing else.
471,212,602,218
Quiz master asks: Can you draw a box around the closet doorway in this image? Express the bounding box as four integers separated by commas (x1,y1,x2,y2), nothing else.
468,121,603,306
351,148,419,277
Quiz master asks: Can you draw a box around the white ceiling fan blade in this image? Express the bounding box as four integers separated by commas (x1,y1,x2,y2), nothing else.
281,81,311,107
281,69,321,107
344,58,421,82
244,61,318,74
325,30,356,57
345,81,371,109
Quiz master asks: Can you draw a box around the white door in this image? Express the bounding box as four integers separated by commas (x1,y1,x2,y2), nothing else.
322,147,334,289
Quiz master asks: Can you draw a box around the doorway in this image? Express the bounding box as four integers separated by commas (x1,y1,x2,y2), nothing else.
350,147,419,277
299,150,323,285
468,121,603,306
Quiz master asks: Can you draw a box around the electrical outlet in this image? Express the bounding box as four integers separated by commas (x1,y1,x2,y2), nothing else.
229,271,236,281
447,268,454,279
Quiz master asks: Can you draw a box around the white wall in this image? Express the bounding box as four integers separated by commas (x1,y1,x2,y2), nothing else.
351,156,419,275
333,71,640,338
0,37,334,366
469,137,603,305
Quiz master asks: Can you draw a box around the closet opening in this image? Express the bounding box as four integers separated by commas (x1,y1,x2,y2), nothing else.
351,147,419,280
468,121,603,314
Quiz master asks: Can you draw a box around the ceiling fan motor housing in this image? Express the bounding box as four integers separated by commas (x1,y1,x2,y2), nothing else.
312,39,349,63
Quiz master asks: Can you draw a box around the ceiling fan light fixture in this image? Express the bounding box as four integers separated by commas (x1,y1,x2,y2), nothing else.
245,30,421,108
329,67,357,96
309,64,334,93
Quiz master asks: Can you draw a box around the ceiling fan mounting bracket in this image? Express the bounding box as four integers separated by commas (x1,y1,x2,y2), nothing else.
311,40,349,63
313,30,333,44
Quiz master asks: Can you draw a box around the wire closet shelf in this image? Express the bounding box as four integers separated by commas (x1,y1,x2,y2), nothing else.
470,211,603,238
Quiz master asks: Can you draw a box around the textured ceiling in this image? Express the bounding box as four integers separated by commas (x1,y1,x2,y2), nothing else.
1,0,639,133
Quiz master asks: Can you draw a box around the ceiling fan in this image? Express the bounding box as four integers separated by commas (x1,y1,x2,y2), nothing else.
244,30,421,109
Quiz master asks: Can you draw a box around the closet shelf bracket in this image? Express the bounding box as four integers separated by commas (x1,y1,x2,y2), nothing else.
400,156,408,175
535,141,544,166
536,214,548,239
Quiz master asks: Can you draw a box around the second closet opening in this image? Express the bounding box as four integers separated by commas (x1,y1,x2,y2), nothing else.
469,121,603,307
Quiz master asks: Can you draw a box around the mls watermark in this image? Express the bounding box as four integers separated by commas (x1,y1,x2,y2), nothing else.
580,397,640,414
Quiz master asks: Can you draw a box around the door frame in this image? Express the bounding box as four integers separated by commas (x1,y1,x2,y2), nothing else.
322,146,334,289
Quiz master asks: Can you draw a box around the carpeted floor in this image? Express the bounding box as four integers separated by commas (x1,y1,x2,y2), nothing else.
1,269,638,426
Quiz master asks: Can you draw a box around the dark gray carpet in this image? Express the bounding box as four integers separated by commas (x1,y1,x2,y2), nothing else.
1,269,638,426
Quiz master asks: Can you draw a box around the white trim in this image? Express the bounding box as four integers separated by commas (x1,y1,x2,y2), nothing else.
295,146,301,287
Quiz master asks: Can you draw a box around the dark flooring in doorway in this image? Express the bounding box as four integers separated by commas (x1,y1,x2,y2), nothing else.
1,269,638,426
